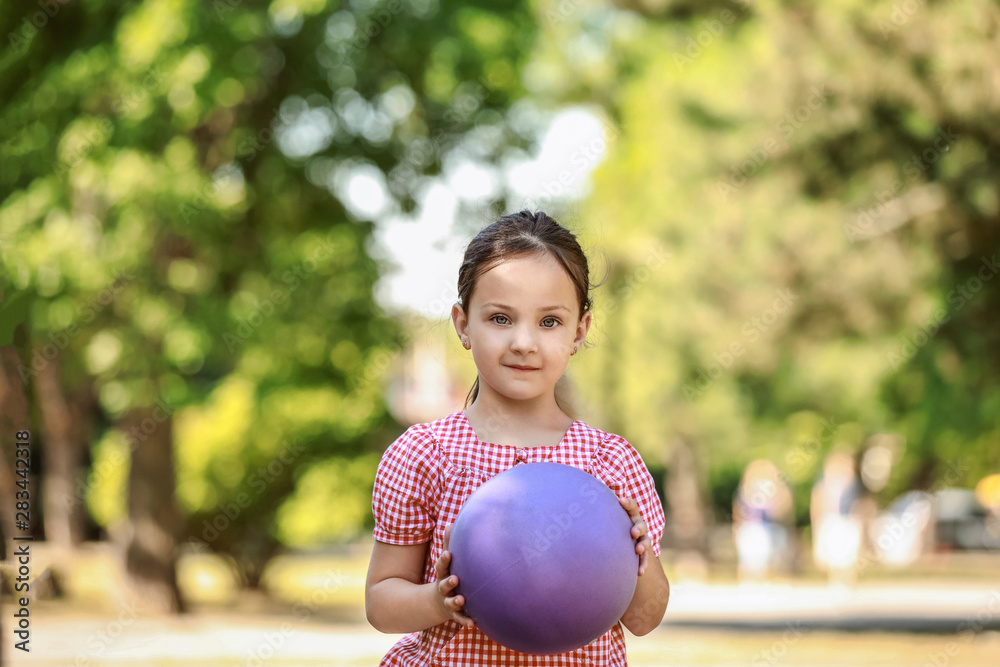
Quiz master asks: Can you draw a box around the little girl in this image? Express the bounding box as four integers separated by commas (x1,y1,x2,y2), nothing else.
365,210,670,666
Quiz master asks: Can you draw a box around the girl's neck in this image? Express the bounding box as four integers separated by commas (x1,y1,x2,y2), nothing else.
463,395,574,448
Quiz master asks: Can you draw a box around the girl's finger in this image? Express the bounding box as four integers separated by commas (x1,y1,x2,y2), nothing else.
438,574,458,595
444,523,453,551
435,550,451,578
453,610,475,629
618,496,639,519
620,498,647,530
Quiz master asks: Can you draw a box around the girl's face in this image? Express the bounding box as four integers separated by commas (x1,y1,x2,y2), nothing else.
452,251,591,409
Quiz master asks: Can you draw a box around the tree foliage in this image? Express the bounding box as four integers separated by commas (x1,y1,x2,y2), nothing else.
545,0,1000,524
1,0,997,576
0,0,537,586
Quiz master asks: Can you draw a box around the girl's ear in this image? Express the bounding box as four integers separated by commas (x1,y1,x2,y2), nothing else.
452,302,469,341
574,310,592,348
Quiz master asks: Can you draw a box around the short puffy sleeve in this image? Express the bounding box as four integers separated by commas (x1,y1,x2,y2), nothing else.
371,424,441,545
593,434,666,557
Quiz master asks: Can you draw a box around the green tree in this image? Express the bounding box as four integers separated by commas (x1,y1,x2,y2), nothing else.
535,0,999,541
1,0,538,608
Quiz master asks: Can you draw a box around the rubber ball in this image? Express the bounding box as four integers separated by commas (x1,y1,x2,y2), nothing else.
449,462,638,654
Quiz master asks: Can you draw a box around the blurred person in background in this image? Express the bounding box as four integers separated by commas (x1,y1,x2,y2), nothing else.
732,459,795,583
811,451,864,586
975,473,1000,547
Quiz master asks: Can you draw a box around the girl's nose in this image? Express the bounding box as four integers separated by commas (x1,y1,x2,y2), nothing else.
509,324,537,353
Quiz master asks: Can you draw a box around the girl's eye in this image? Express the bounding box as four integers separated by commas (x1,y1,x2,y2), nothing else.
491,314,509,325
541,317,559,328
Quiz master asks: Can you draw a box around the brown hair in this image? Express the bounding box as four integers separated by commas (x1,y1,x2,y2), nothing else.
458,210,595,414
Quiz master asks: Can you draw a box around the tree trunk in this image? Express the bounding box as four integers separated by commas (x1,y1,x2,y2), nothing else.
665,435,709,555
35,357,91,548
118,404,186,614
0,344,32,561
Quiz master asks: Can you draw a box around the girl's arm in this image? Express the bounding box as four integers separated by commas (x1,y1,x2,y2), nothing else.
617,497,671,636
365,528,475,634
620,553,670,635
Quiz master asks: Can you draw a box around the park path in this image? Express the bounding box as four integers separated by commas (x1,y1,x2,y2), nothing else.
664,580,1000,631
5,580,1000,666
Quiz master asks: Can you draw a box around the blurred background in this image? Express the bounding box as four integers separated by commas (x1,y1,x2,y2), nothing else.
1,0,999,665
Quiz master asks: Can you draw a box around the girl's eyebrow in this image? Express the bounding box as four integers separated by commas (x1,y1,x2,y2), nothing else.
480,302,570,313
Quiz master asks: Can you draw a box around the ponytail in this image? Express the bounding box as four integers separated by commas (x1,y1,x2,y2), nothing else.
463,377,480,411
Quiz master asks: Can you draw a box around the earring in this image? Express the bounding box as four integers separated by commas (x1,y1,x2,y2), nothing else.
571,345,579,355
462,337,470,349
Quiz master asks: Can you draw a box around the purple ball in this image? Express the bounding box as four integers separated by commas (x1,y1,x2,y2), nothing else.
449,462,638,655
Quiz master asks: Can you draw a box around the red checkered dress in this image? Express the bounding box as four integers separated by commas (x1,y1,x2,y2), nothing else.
371,411,666,666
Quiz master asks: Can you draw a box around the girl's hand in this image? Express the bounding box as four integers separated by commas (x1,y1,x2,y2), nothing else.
619,496,653,576
434,524,475,630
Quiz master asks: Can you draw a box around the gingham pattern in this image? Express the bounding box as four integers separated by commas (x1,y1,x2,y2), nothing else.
372,411,666,667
